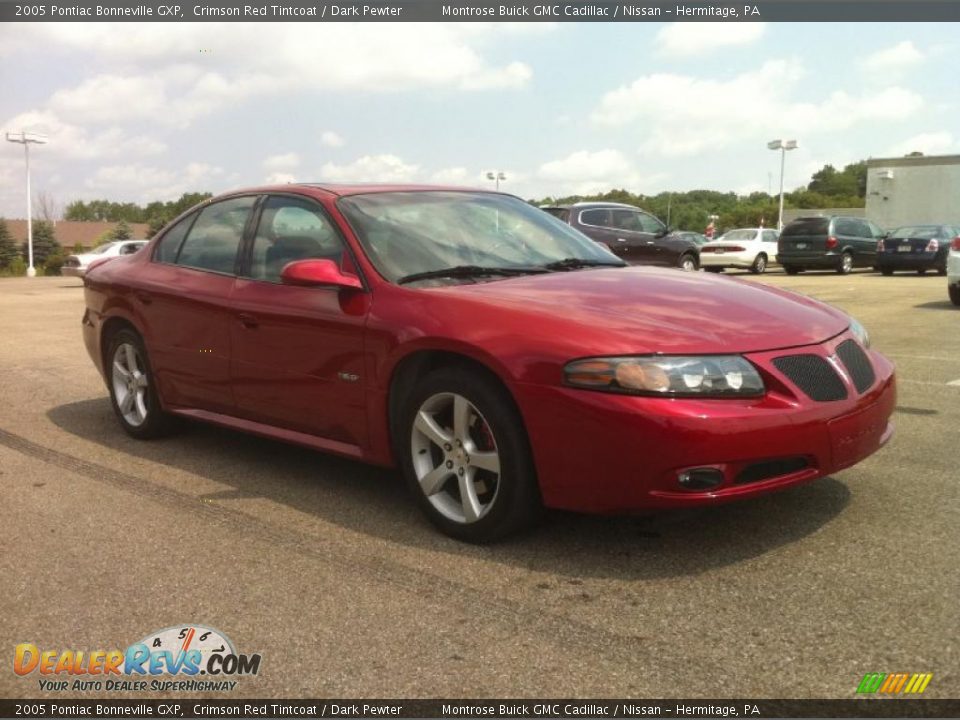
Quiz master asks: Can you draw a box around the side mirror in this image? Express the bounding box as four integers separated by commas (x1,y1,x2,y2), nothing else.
280,259,362,289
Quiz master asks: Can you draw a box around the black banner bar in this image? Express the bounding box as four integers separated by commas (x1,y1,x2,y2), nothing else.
5,0,960,23
3,699,960,719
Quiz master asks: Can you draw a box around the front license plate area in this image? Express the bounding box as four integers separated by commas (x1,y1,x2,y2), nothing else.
828,406,888,469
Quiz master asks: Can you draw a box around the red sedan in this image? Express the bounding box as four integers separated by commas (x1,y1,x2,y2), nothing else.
82,184,896,542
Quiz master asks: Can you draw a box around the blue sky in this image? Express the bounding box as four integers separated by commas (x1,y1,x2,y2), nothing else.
1,21,958,217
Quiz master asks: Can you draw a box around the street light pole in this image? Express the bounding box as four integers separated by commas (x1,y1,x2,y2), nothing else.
767,139,797,232
486,171,506,191
6,131,48,277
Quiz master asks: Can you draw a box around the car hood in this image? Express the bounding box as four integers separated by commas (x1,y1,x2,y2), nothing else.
437,266,849,355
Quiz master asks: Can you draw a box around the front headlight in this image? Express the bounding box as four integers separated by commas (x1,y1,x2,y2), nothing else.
564,355,765,397
849,317,870,348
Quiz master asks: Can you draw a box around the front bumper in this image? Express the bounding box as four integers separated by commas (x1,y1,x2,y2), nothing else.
946,252,960,285
516,331,896,513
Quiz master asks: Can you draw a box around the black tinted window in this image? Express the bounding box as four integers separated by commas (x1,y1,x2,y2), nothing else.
248,196,345,282
782,218,829,237
580,209,611,227
176,196,255,274
153,214,195,263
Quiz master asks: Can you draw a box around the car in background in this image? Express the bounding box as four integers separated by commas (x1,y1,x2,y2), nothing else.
700,228,780,274
876,224,958,276
777,215,885,275
542,202,701,271
62,240,147,278
82,184,894,542
948,235,960,306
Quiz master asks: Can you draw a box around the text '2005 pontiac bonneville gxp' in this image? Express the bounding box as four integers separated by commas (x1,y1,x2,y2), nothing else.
82,184,895,542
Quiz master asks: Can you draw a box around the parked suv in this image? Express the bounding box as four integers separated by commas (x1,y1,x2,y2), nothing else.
542,202,700,271
777,215,885,275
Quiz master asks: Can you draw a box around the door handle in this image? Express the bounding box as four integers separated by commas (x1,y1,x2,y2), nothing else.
134,291,152,305
237,313,259,329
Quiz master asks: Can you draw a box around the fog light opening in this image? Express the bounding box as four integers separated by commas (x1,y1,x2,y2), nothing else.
677,467,724,491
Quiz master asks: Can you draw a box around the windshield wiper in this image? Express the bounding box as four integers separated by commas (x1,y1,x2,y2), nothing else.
541,258,627,271
397,265,549,285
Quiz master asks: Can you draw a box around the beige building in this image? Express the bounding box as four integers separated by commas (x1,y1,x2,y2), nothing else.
866,154,960,229
4,220,150,250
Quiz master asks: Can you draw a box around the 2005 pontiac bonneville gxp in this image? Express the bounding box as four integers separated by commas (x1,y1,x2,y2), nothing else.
82,184,896,542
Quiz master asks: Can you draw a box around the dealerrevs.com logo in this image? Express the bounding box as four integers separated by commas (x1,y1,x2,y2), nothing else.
14,625,262,693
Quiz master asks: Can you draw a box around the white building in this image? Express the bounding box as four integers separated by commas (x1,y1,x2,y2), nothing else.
866,154,960,229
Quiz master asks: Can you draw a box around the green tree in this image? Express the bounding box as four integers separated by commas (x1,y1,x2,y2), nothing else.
0,218,21,269
22,221,62,268
110,219,133,240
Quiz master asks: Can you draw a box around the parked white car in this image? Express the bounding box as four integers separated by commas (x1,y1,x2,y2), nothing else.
948,235,960,306
700,228,780,274
62,240,147,278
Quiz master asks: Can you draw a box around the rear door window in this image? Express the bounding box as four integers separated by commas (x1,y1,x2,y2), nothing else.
175,196,256,275
580,209,612,228
834,218,858,237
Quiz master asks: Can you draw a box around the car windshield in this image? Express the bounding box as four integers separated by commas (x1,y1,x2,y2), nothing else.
90,242,118,254
338,191,624,283
889,225,940,239
782,218,830,237
719,230,757,241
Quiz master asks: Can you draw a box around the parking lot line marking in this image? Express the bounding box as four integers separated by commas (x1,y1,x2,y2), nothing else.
899,379,960,388
887,353,960,363
948,379,960,387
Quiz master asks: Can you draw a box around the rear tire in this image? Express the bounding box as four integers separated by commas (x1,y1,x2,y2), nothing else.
399,366,541,543
106,328,177,439
750,253,767,274
881,267,894,276
917,268,927,276
950,285,960,306
784,265,802,275
837,251,854,275
937,266,948,276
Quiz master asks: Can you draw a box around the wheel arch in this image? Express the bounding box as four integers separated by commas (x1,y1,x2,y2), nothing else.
385,348,531,466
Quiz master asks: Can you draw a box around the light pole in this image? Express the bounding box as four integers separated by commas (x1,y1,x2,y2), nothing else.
486,171,506,191
6,131,48,277
767,139,797,232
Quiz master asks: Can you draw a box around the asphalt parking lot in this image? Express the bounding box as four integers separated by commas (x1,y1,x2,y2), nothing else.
1,270,957,699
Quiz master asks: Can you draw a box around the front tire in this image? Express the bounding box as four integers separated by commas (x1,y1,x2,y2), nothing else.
107,328,176,439
880,267,894,276
678,253,699,272
950,285,960,306
399,367,541,542
784,265,802,275
750,253,767,274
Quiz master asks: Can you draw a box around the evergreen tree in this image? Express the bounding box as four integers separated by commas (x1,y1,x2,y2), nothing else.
0,218,21,269
21,220,62,267
110,219,133,240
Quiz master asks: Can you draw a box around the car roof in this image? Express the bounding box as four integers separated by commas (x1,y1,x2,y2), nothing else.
225,182,492,199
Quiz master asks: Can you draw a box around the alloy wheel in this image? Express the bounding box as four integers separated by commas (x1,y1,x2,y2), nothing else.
112,342,149,427
410,392,501,524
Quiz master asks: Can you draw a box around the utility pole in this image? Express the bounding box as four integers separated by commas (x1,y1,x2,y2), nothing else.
6,131,49,277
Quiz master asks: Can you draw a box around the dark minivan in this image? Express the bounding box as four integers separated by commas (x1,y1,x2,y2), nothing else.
778,215,885,275
542,202,701,271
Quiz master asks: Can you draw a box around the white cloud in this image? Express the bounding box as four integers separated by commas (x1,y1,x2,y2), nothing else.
262,153,301,171
537,149,661,196
655,22,765,57
84,161,224,201
320,154,420,183
861,41,924,74
1,109,166,160
320,131,345,148
886,132,957,157
265,172,298,185
430,167,471,184
592,60,924,156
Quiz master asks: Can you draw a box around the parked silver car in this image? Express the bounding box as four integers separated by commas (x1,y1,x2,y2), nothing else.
62,240,147,278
